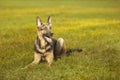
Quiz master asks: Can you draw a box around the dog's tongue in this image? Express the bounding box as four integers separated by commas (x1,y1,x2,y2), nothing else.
44,36,52,43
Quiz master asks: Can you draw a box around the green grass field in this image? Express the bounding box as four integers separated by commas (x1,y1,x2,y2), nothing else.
0,0,120,80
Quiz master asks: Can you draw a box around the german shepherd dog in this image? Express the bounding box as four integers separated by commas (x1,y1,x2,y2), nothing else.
25,16,66,68
24,16,82,68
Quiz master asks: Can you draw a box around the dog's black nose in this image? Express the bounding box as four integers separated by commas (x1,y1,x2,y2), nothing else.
51,33,53,36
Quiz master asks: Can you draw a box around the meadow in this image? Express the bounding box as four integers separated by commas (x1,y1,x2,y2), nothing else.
0,0,120,80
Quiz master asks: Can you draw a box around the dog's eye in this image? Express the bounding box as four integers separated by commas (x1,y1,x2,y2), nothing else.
40,28,43,30
50,27,52,29
38,27,43,31
40,26,45,30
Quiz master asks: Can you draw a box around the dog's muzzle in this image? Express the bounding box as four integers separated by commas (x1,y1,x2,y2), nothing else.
44,32,53,38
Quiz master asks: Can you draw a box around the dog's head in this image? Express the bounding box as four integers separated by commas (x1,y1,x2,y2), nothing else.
36,16,53,38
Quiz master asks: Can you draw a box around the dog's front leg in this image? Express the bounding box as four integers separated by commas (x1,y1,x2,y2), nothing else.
45,51,54,66
24,52,41,68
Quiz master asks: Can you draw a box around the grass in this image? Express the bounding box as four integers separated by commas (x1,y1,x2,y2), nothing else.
0,0,120,80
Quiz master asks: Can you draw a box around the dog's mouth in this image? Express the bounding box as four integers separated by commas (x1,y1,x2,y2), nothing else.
45,35,51,38
43,33,53,38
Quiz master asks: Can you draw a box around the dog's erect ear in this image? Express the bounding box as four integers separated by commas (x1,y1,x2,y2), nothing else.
47,16,52,26
36,16,42,27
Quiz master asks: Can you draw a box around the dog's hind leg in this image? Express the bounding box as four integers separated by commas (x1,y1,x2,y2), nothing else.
55,38,66,59
24,52,41,68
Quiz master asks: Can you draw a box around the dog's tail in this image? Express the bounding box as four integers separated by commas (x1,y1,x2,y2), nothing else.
66,48,83,56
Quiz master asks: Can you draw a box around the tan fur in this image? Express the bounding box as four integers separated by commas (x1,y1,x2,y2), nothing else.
45,51,54,66
24,52,41,68
25,51,54,68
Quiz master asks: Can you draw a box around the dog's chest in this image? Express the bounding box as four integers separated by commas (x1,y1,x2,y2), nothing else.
34,37,53,54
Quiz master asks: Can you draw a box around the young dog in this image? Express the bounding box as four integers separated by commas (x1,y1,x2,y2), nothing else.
25,16,66,68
